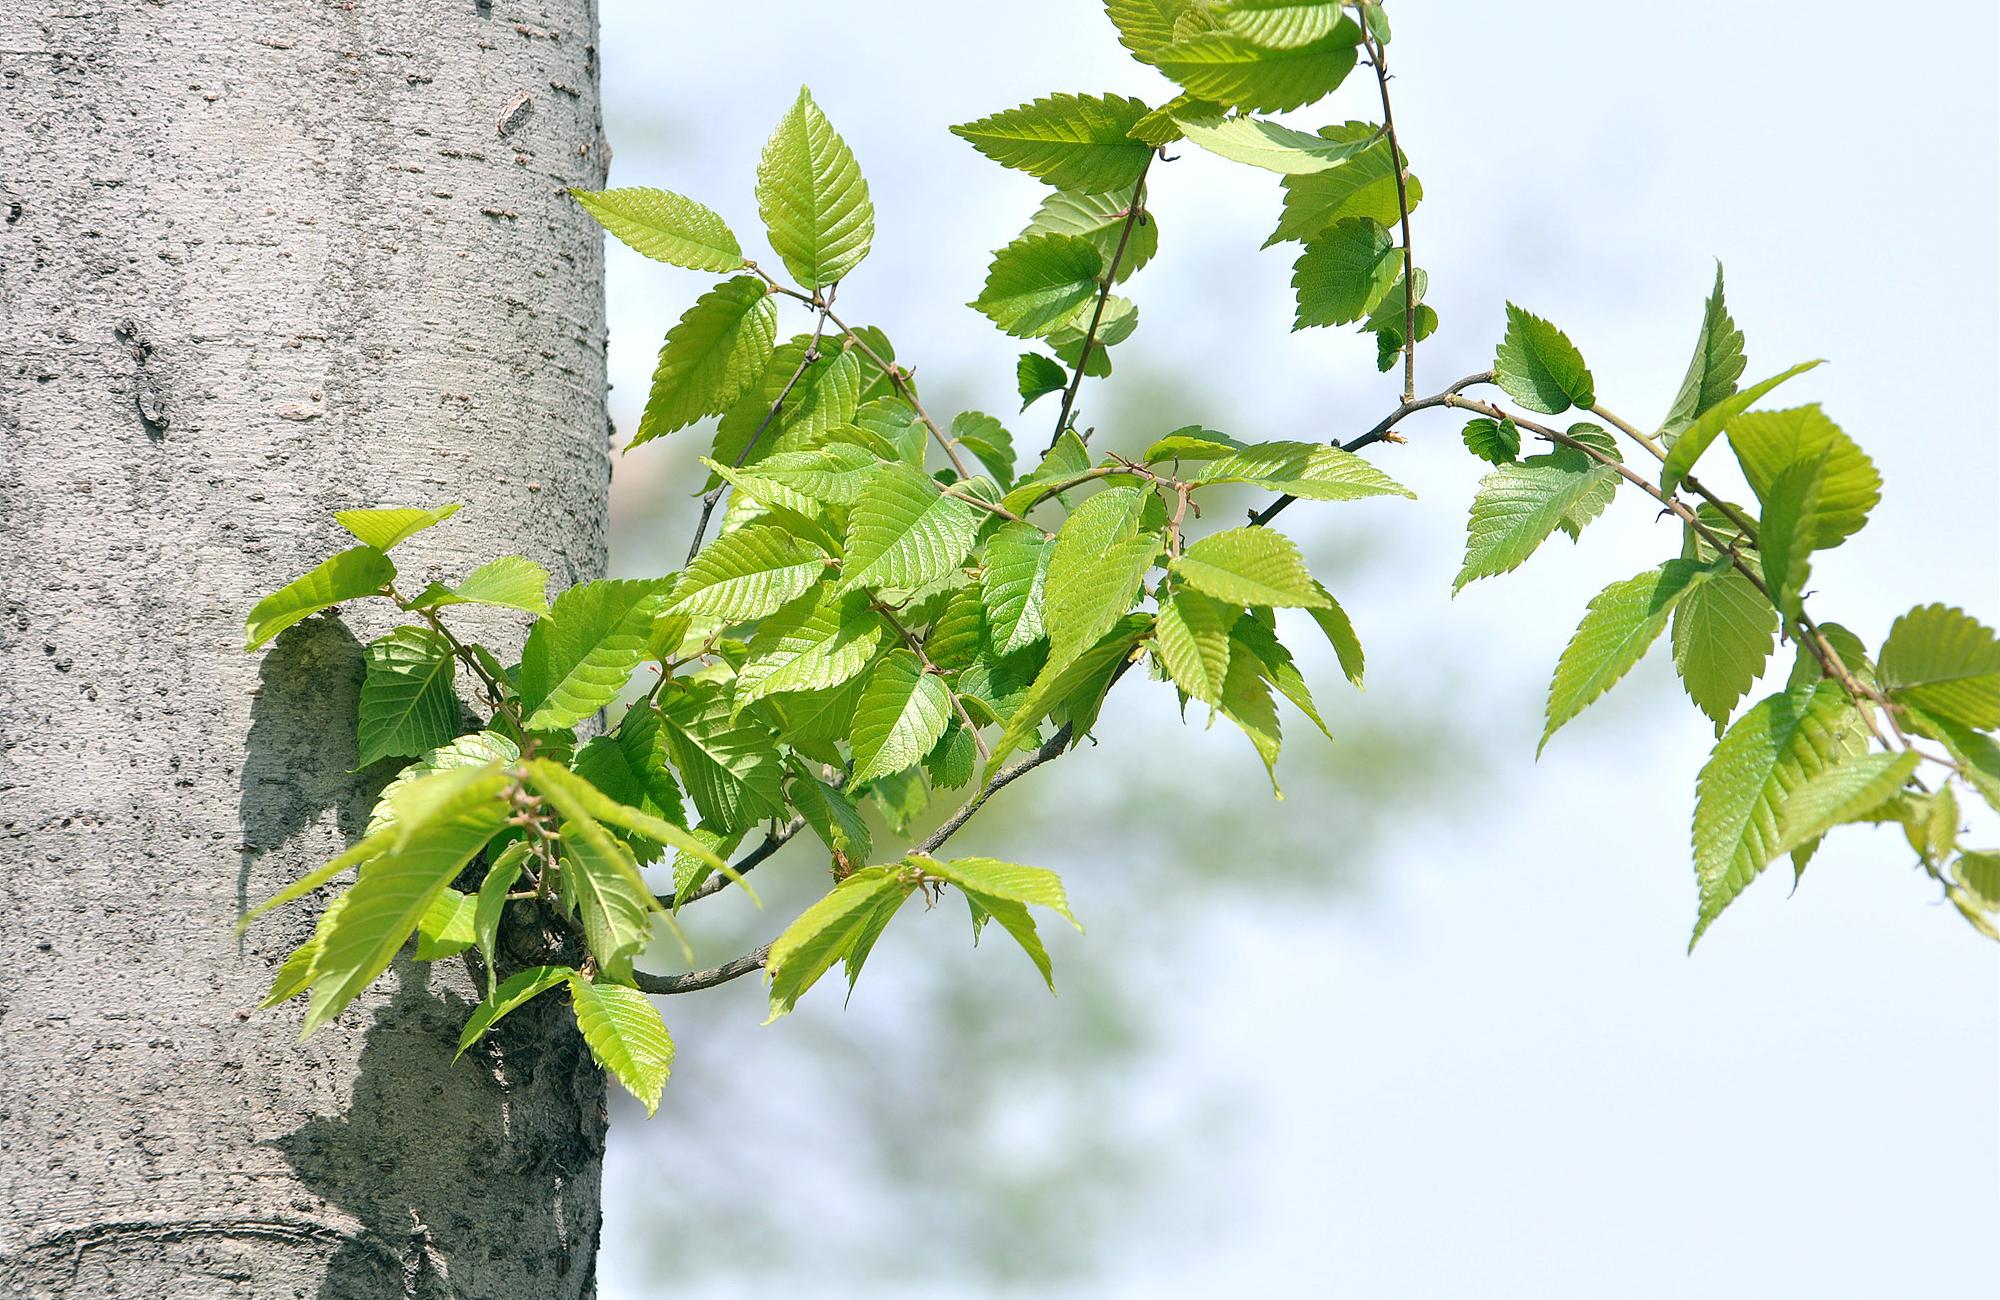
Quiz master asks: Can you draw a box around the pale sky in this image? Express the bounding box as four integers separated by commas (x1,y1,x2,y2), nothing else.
591,3,1998,1296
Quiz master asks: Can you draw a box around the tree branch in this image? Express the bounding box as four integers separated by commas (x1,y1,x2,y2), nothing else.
1247,370,1493,528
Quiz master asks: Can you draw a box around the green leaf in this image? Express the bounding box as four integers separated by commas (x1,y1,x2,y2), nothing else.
1103,0,1207,64
456,965,572,1058
569,725,684,863
710,339,865,469
700,458,830,535
1493,304,1594,414
1904,708,2000,817
365,731,519,836
244,546,395,650
1155,587,1236,706
1690,680,1867,947
1656,359,1822,495
1017,353,1069,409
994,615,1150,768
1305,580,1365,687
849,650,955,784
951,411,1018,486
1194,440,1414,502
670,525,828,623
414,887,477,960
1786,621,1875,693
1880,604,2000,731
1372,302,1436,373
1172,526,1328,608
972,234,1105,339
1922,783,1962,867
568,976,675,1116
659,684,786,833
1659,262,1746,440
916,854,1079,922
1291,218,1399,328
571,186,743,272
1755,452,1825,620
1362,268,1433,358
789,764,873,866
355,627,459,768
1727,404,1880,550
302,767,512,1034
473,842,529,996
837,461,982,594
563,729,726,874
1048,293,1138,376
517,578,672,731
1955,851,2000,913
1024,190,1158,283
924,722,979,790
528,760,662,979
951,93,1153,192
335,504,461,552
1154,16,1362,112
983,522,1056,655
846,395,928,466
1540,560,1709,754
736,441,880,509
670,825,743,907
1461,417,1521,465
756,87,874,289
961,891,1056,991
1267,129,1419,245
765,867,917,1018
1143,426,1245,464
1453,448,1619,592
1217,626,1284,792
631,275,779,447
736,586,888,707
1772,750,1922,861
1177,110,1375,173
409,555,551,617
1217,0,1353,47
1044,490,1162,669
1232,613,1330,740
1671,562,1776,735
1361,0,1391,42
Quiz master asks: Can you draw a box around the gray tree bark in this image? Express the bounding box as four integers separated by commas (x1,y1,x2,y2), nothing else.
1,2,613,1295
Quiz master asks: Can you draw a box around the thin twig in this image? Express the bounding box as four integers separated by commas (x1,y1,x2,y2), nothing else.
939,482,1049,534
1049,155,1154,451
1248,370,1493,528
1356,5,1419,403
632,943,774,996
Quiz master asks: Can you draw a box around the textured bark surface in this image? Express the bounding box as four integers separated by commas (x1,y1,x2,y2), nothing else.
0,2,613,1295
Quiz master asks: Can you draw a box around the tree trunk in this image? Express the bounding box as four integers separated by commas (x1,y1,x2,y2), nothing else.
0,3,612,1295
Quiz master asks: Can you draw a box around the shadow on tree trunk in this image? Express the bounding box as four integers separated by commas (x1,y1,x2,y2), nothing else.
273,960,606,1299
236,616,384,922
